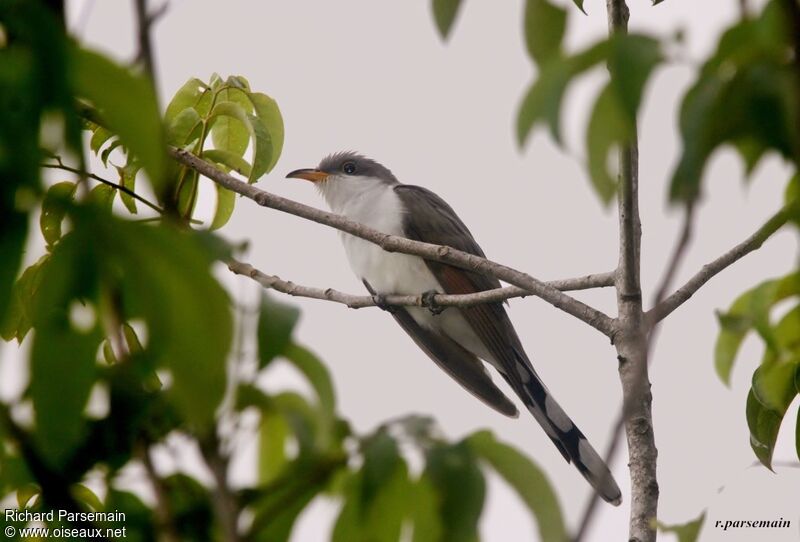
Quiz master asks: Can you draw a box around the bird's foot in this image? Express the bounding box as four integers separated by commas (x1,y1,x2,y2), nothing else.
421,290,445,315
372,294,397,314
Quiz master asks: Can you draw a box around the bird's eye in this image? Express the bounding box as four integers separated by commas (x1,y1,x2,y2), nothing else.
342,161,357,175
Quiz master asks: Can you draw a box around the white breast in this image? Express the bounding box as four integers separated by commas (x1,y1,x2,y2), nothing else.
319,176,494,364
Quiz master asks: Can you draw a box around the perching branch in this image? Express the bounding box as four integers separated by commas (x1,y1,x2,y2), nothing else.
169,147,618,337
228,259,615,310
646,203,794,326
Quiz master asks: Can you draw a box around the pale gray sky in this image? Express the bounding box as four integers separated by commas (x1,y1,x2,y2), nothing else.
2,0,799,541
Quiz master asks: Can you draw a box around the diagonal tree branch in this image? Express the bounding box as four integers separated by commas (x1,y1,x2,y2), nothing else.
228,259,615,310
169,147,619,337
646,202,794,326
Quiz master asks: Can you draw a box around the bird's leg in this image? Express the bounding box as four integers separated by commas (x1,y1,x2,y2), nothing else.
421,290,445,315
371,293,397,314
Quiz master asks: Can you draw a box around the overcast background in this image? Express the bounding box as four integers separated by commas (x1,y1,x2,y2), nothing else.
1,0,799,540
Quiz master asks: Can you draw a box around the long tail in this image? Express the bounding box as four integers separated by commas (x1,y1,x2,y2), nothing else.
505,352,622,506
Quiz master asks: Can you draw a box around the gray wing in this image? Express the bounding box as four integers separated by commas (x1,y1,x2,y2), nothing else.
363,279,518,418
394,184,622,506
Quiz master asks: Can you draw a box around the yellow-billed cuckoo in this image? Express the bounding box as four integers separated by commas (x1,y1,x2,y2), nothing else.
287,152,621,505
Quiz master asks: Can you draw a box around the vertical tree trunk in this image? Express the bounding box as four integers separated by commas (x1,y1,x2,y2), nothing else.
605,2,659,541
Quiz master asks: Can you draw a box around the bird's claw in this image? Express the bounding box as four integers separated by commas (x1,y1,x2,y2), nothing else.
372,294,396,314
422,290,445,315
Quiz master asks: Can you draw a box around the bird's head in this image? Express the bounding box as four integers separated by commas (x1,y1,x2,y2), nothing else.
287,152,397,211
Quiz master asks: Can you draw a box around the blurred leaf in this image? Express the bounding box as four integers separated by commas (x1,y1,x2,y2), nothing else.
432,0,463,40
31,232,101,467
468,430,567,542
410,476,443,542
714,273,800,384
101,490,155,542
71,47,168,195
72,483,103,511
100,138,122,167
88,183,116,213
90,126,113,154
424,441,485,542
657,512,706,542
257,293,300,368
1,255,49,342
40,181,76,246
586,84,626,205
608,34,662,126
517,41,608,146
669,7,797,203
284,344,336,415
786,174,800,227
259,408,289,484
571,0,586,14
16,483,40,509
333,431,410,542
524,0,567,65
164,473,214,541
110,219,232,429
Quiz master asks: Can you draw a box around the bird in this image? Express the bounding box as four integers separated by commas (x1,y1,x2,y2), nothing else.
287,152,621,505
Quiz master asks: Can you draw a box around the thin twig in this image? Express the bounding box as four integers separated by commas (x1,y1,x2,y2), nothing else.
134,0,160,93
42,162,165,214
169,147,618,337
228,259,615,309
646,203,794,326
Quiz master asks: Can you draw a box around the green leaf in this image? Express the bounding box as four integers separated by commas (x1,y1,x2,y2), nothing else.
259,407,289,483
88,183,116,213
586,84,626,205
257,293,301,368
571,0,586,14
517,41,608,147
410,477,444,542
116,159,142,214
72,483,104,511
424,441,485,542
669,9,797,203
167,107,202,147
747,362,798,470
210,89,252,157
247,92,284,175
432,0,463,40
90,126,113,154
40,181,76,247
714,273,800,384
1,255,50,342
0,211,27,337
657,512,706,542
524,0,567,65
284,344,336,415
165,77,210,124
333,431,410,542
16,483,40,509
786,174,800,227
468,430,567,542
202,149,252,177
71,47,167,196
210,185,235,231
608,34,662,127
100,138,122,166
31,233,101,467
208,100,272,184
110,219,232,429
